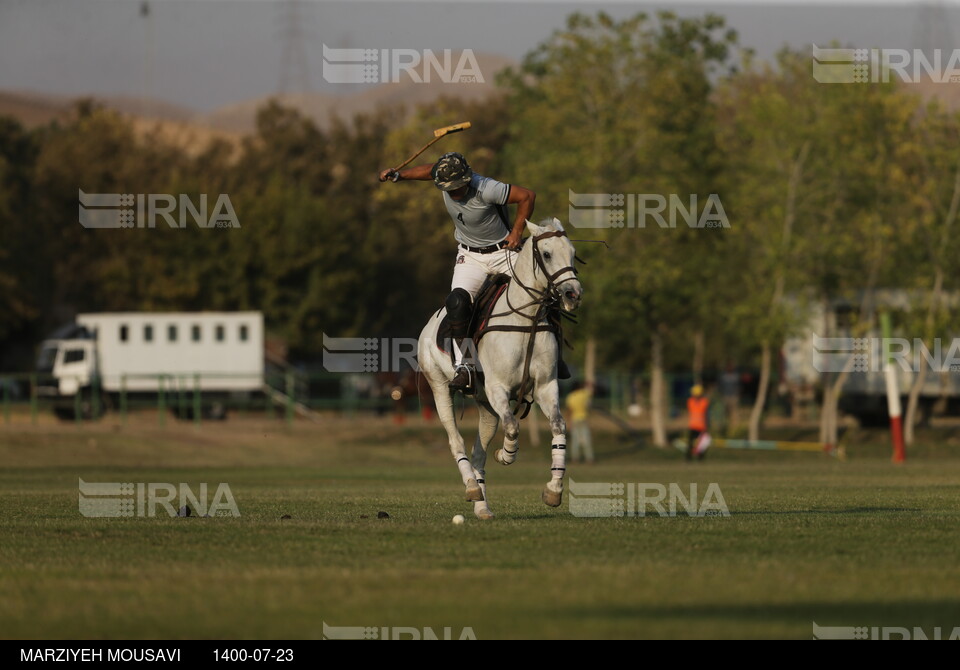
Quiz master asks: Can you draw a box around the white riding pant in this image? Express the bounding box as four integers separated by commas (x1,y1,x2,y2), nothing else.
450,246,518,299
449,245,518,367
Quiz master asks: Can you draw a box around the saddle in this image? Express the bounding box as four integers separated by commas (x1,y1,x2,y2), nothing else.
435,274,511,355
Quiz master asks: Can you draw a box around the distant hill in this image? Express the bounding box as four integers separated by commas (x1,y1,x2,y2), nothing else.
0,51,515,146
0,90,198,128
908,76,960,112
0,90,240,157
200,52,515,133
0,90,74,128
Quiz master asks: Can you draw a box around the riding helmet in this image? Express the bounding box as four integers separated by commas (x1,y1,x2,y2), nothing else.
432,152,473,191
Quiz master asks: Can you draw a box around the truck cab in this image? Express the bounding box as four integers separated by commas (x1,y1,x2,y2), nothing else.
36,325,99,398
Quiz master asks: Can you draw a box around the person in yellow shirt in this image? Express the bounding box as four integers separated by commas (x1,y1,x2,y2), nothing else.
565,381,595,464
687,384,710,461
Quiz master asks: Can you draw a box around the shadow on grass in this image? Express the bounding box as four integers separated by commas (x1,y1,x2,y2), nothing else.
513,506,923,520
731,506,923,516
554,599,960,627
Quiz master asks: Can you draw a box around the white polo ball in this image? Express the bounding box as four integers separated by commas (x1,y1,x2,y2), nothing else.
452,514,465,525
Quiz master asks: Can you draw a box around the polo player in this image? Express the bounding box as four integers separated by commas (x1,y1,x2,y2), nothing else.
380,152,568,393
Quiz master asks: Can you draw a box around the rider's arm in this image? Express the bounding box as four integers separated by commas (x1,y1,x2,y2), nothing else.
504,185,536,249
378,163,434,182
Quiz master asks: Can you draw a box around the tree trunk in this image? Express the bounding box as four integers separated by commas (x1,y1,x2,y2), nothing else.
905,158,960,443
818,293,833,446
819,384,831,445
752,141,808,444
903,352,927,446
827,365,853,446
906,155,960,444
585,336,597,386
904,268,942,445
818,267,880,447
650,330,667,448
748,343,771,442
692,329,704,384
821,344,856,446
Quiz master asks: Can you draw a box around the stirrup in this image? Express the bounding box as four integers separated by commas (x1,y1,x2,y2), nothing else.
449,365,475,395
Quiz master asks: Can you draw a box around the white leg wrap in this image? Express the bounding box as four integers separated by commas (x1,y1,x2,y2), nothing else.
501,434,518,464
457,457,475,484
551,435,567,482
473,469,488,506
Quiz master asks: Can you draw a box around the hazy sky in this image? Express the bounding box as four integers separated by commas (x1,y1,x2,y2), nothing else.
0,0,956,111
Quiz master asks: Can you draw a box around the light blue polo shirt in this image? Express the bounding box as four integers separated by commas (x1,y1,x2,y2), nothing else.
442,173,512,247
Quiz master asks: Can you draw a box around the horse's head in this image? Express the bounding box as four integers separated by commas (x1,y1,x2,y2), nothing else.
525,218,583,313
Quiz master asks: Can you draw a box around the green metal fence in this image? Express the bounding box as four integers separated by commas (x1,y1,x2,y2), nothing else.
0,368,706,428
0,369,413,427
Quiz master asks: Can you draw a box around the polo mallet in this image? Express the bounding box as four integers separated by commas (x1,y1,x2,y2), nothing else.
386,121,472,180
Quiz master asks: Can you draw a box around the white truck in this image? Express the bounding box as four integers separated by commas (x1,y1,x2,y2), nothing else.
782,295,960,425
36,312,264,420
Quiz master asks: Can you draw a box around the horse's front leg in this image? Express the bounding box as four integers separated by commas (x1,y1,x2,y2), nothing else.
487,385,520,466
471,402,499,520
430,380,483,502
534,379,566,507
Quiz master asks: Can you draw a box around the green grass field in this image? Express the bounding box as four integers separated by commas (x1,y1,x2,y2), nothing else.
1,412,959,640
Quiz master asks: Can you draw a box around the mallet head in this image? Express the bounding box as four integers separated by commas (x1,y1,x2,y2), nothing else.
434,122,471,138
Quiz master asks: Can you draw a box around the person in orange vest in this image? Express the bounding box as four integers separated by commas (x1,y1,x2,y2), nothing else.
687,384,710,461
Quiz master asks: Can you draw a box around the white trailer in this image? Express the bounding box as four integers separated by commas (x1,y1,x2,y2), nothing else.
36,312,264,420
781,294,960,425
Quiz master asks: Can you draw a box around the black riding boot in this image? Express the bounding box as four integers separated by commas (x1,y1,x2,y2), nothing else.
445,288,475,394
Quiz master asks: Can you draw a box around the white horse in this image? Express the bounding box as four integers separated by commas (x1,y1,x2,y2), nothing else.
418,218,583,520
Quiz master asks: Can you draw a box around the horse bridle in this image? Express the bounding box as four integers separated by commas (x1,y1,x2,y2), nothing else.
506,230,579,309
531,230,579,299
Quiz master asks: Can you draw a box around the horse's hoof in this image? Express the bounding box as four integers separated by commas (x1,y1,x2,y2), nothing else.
495,449,514,466
476,509,495,521
465,478,484,502
542,488,562,507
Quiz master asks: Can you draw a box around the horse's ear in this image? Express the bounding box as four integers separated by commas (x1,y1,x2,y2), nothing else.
525,219,546,236
552,217,565,232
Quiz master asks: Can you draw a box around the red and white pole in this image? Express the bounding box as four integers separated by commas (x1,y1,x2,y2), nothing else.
881,312,905,463
884,362,905,463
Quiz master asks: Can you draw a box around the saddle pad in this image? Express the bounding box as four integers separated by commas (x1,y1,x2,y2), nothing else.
435,274,511,354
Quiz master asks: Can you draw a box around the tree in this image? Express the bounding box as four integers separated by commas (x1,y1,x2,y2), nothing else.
0,117,39,354
897,99,960,444
499,10,738,445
